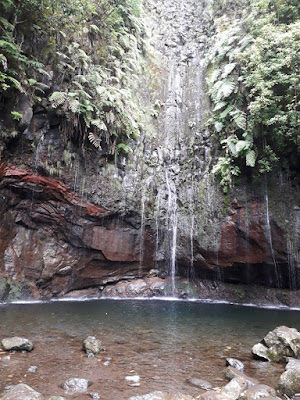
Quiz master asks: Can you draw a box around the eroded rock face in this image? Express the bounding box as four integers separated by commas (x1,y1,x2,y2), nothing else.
0,163,155,299
0,161,299,301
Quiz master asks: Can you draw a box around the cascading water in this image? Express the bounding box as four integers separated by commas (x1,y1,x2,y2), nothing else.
149,0,209,295
139,186,146,275
165,170,178,295
264,178,281,288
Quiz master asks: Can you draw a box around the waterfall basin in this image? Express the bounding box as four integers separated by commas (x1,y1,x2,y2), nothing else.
0,299,299,399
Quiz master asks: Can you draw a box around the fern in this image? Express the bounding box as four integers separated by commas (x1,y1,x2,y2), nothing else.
49,91,67,108
68,98,81,113
217,79,236,99
230,109,247,130
88,132,101,148
91,119,107,131
246,150,256,167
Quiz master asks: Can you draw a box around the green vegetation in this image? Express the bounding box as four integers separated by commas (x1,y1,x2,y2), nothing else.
207,0,300,192
0,0,145,155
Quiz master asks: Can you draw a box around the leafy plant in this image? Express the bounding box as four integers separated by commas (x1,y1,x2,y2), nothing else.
207,0,300,191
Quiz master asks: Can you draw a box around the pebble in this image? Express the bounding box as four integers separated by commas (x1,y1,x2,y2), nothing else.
28,366,38,373
126,375,141,383
89,393,101,399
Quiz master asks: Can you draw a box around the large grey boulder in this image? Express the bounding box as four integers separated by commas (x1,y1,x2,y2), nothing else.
0,384,43,400
62,378,92,394
83,336,102,357
252,326,300,362
1,337,33,352
278,358,300,396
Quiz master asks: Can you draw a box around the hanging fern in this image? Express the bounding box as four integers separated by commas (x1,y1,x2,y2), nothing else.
49,91,67,108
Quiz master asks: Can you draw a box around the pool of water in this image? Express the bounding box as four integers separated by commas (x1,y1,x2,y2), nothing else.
0,299,299,399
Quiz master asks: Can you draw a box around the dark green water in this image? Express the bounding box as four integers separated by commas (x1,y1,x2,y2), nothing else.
0,299,299,399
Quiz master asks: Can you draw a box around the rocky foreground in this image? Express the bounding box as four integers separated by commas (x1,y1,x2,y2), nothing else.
1,326,300,400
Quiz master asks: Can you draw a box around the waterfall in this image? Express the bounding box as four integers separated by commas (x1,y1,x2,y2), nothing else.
264,178,281,288
139,187,146,276
165,170,178,295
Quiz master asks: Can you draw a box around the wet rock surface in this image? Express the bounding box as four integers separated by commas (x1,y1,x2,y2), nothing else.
252,326,300,362
278,358,300,396
226,359,245,372
1,337,33,352
83,336,102,357
0,0,300,303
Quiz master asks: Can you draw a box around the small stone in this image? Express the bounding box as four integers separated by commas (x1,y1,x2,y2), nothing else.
62,378,92,394
226,358,244,372
83,336,102,357
1,337,33,352
89,393,101,400
28,366,38,373
125,375,140,383
186,378,213,390
48,397,67,400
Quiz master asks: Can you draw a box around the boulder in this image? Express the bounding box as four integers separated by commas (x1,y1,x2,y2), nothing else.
252,326,300,363
62,378,92,394
278,358,300,396
225,367,258,387
226,358,244,371
1,337,33,352
221,376,247,399
0,384,43,400
239,384,276,400
83,336,102,357
252,343,271,361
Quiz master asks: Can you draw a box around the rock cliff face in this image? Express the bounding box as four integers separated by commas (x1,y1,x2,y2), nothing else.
0,0,300,302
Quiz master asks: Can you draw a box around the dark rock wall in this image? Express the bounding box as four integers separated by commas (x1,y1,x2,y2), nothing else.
0,0,300,301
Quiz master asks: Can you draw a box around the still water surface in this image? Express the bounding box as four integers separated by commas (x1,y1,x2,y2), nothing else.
0,299,300,399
